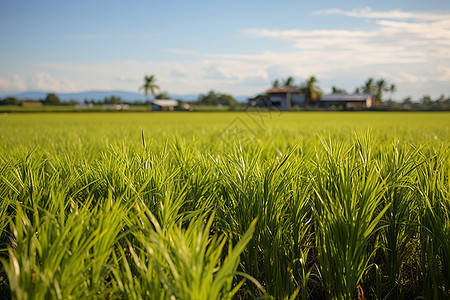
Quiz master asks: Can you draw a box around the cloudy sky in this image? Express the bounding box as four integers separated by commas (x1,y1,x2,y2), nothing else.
1,0,449,100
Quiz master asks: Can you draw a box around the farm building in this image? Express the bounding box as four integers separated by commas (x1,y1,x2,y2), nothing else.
21,101,43,108
319,94,373,109
263,89,373,110
103,104,129,110
152,99,178,111
266,88,305,109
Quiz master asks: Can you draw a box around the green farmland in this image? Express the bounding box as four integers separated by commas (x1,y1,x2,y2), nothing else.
0,112,449,299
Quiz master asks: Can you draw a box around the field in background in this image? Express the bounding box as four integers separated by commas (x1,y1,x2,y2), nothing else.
2,112,448,145
1,112,449,299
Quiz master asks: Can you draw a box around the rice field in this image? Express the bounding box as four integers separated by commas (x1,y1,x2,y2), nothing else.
0,111,449,299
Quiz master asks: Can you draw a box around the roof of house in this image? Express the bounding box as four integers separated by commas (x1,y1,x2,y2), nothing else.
320,94,372,102
266,87,300,94
152,99,178,107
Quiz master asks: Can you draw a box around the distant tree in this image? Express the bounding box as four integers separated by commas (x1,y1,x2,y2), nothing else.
420,95,433,106
445,96,450,106
44,93,61,105
332,86,347,94
0,96,19,105
104,96,122,104
300,76,323,106
272,79,280,88
362,78,376,94
197,90,237,106
386,84,396,102
139,75,159,100
374,79,396,106
113,96,122,104
436,94,446,104
218,94,237,106
198,90,219,105
402,96,413,105
357,78,396,106
155,91,169,99
283,76,296,88
67,100,80,105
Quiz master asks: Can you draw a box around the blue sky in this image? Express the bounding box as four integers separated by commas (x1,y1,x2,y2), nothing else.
1,0,450,100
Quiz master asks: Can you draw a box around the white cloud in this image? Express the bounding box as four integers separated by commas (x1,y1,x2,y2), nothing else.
0,74,27,92
0,73,78,94
314,7,450,22
377,71,427,84
243,17,448,66
203,65,237,80
28,73,77,92
170,70,188,78
116,75,142,82
237,8,450,98
434,65,450,82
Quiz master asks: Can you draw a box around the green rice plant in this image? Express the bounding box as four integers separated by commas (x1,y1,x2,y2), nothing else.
312,134,390,300
288,174,315,300
0,198,9,251
0,154,11,251
1,192,126,300
82,140,185,212
0,112,449,298
111,236,167,300
211,143,308,299
377,141,423,299
416,145,450,299
167,137,220,213
114,201,258,300
0,154,11,297
209,144,267,296
3,147,48,208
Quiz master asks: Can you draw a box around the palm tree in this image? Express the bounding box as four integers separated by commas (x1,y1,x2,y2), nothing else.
272,79,281,88
375,79,393,106
332,86,347,94
139,75,160,100
363,78,375,94
300,76,323,107
389,83,396,96
358,77,396,107
283,76,296,88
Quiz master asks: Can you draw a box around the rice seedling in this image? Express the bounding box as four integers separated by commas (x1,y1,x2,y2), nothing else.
311,134,389,299
120,206,258,300
377,141,422,299
416,145,450,299
1,192,126,299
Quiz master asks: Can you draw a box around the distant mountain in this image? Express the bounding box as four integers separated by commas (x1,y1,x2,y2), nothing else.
4,91,250,103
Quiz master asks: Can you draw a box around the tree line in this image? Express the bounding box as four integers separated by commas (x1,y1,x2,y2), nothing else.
1,74,449,111
0,93,69,106
0,94,143,106
140,74,238,107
